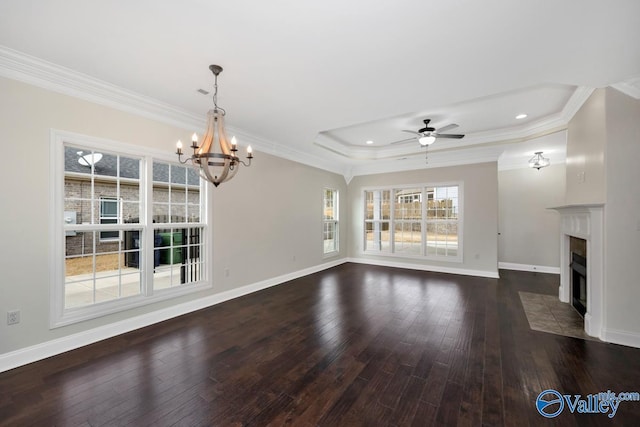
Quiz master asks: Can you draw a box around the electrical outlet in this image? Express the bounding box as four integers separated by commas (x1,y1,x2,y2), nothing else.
7,310,20,325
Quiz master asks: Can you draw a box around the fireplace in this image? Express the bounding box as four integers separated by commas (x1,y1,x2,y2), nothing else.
550,204,604,339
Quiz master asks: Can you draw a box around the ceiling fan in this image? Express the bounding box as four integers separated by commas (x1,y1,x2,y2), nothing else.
391,119,465,146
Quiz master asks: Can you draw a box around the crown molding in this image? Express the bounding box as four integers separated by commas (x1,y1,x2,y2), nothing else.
314,86,594,163
349,144,504,177
0,45,205,130
0,45,348,178
610,75,640,100
562,86,596,118
0,45,598,181
227,126,349,177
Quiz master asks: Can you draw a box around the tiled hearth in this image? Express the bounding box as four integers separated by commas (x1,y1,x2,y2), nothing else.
519,291,596,341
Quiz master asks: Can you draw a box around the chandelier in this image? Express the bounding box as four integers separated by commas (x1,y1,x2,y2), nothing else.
528,151,550,170
176,65,252,187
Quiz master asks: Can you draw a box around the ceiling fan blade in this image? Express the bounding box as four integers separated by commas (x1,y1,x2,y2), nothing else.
435,134,465,139
389,137,416,145
435,123,459,134
401,130,422,135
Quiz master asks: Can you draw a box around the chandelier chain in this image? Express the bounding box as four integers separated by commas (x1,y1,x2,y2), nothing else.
212,72,226,115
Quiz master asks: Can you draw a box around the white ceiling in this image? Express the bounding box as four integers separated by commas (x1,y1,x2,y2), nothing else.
1,0,639,177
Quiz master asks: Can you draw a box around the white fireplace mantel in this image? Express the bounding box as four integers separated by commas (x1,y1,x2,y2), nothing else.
549,204,604,339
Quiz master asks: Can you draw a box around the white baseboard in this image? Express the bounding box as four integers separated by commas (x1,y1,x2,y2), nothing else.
348,257,500,279
0,258,347,374
498,262,560,274
602,328,640,349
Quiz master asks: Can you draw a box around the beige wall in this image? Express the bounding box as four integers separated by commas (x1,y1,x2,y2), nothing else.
0,77,347,354
603,88,640,337
347,162,498,276
498,164,565,268
565,88,606,205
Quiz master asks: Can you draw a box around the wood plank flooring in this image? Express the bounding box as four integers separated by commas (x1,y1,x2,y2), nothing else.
2,263,640,426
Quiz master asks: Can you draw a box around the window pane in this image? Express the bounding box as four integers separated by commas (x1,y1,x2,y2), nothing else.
394,188,421,220
119,156,140,179
65,146,95,175
394,222,421,255
171,204,186,223
323,222,337,253
365,190,390,220
65,229,142,309
324,189,336,220
187,204,200,223
171,164,187,185
365,221,390,252
153,203,169,223
428,186,459,220
153,162,201,225
426,223,437,256
187,168,200,186
153,162,169,183
172,187,186,205
381,190,391,220
187,189,200,205
122,201,140,223
153,227,204,289
94,153,117,177
426,221,458,257
121,183,139,202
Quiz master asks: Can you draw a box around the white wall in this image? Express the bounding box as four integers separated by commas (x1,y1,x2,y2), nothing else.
0,77,347,355
603,88,640,344
347,162,498,277
498,164,565,269
566,88,606,205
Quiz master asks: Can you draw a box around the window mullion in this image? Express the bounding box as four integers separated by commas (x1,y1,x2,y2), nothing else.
390,190,395,254
421,187,427,256
143,154,153,296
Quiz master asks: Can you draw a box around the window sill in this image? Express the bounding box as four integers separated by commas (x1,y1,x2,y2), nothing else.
361,250,463,264
51,280,212,329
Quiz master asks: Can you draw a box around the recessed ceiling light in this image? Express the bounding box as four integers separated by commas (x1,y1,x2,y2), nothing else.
515,113,528,120
366,140,374,145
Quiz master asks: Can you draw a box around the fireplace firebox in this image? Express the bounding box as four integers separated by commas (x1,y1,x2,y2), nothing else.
570,252,587,317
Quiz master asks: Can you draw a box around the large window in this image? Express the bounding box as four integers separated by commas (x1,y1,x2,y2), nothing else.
51,131,210,327
323,188,339,254
364,184,462,260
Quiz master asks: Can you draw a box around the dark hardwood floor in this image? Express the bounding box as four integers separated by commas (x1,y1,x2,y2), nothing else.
2,263,640,426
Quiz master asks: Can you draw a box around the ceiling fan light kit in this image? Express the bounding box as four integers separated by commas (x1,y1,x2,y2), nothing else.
389,119,465,163
418,135,436,146
392,119,465,147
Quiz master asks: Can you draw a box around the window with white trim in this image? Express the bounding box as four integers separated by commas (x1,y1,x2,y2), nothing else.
323,188,339,254
52,131,210,327
364,184,462,260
